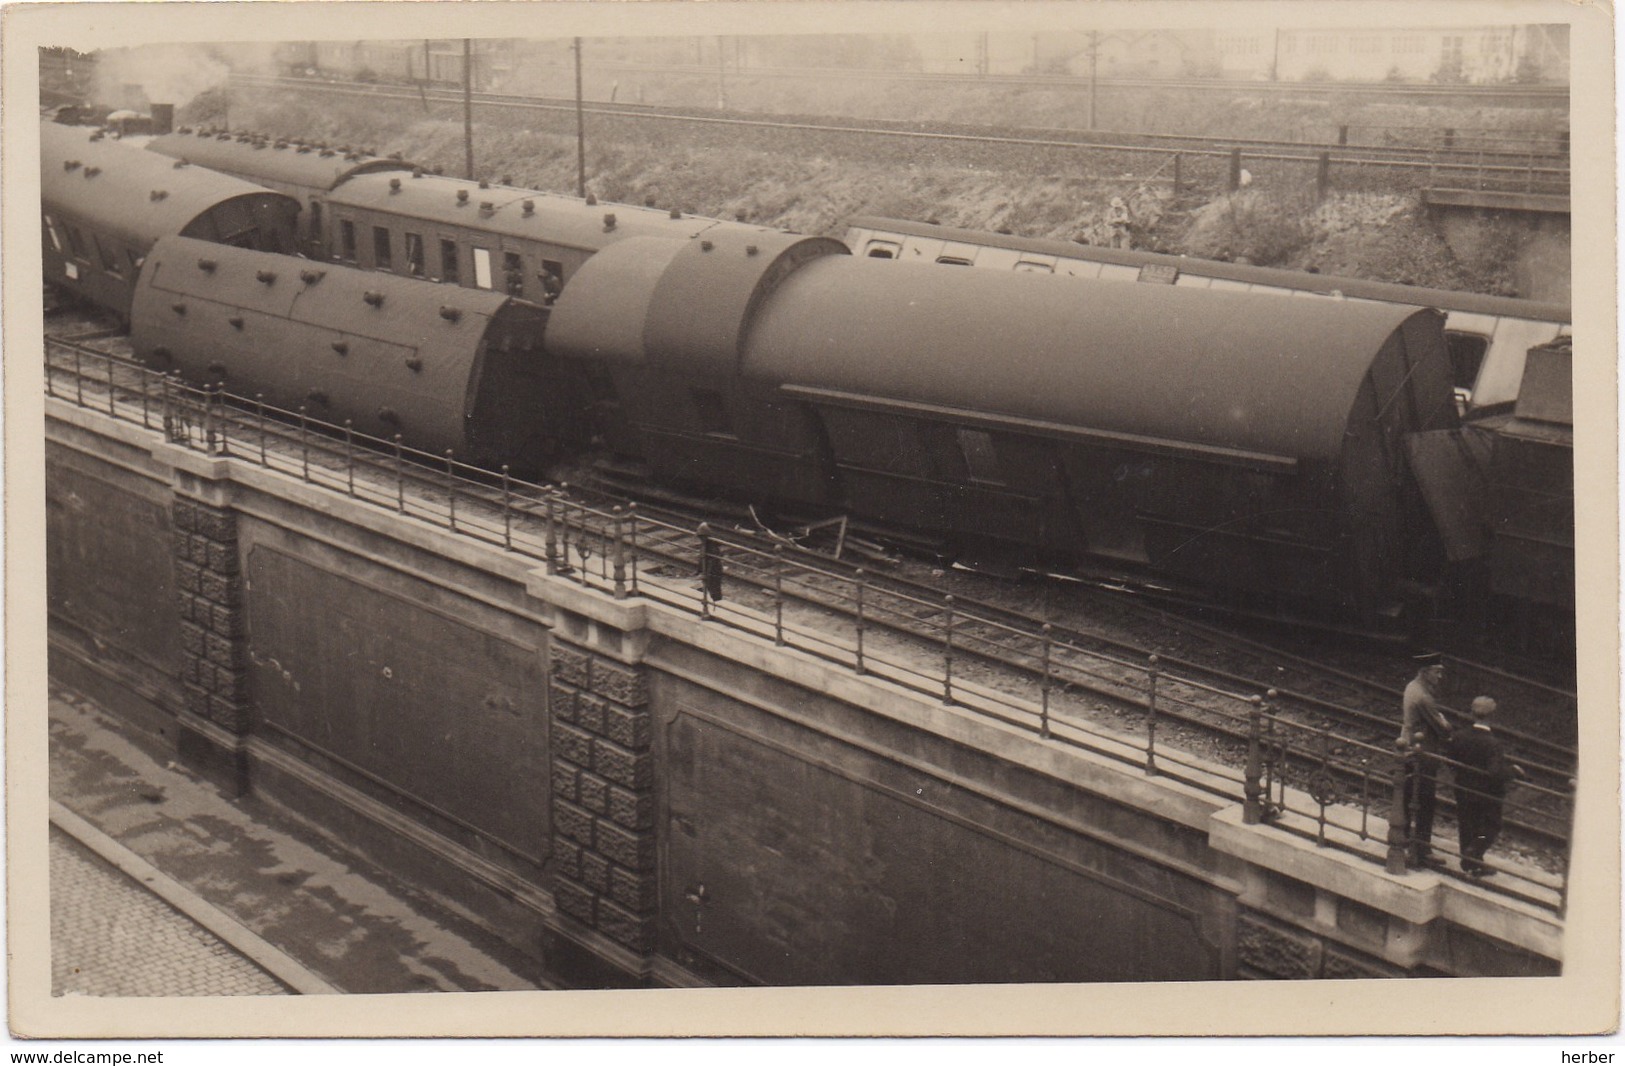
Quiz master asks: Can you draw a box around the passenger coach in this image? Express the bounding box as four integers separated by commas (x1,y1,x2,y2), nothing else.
41,123,300,321
547,232,1460,621
146,129,413,256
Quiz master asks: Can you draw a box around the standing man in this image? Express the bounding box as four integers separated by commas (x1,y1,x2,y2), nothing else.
1397,652,1454,867
1447,697,1525,877
1106,197,1133,249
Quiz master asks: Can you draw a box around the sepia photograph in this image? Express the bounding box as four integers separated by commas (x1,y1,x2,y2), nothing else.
3,0,1616,1041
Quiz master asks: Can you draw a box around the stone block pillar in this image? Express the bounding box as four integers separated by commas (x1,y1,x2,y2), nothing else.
548,639,657,960
172,495,252,794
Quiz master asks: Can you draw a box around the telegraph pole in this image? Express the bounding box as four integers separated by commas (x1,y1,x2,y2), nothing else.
463,39,475,180
717,35,727,108
574,37,587,197
1087,31,1100,130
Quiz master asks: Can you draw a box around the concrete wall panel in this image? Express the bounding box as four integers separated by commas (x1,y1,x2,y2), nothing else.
243,535,549,867
46,452,180,691
661,703,1221,986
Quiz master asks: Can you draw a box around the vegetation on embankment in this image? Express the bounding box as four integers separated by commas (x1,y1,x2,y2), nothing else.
194,83,1546,297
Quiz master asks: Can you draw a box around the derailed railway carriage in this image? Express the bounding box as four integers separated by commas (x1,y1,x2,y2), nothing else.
546,230,1459,621
129,236,564,470
40,124,300,322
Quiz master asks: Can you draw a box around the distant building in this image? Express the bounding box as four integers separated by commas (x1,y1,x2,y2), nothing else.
1216,25,1569,83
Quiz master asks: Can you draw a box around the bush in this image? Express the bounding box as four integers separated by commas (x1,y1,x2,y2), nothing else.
1183,188,1315,267
1431,55,1466,84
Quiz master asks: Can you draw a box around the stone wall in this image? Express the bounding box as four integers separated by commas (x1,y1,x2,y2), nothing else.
45,399,1567,987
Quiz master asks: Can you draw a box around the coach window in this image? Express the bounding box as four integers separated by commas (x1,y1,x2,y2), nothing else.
956,428,1004,486
42,215,62,252
503,251,524,295
864,240,901,259
936,256,973,266
339,219,357,262
405,232,425,277
94,235,122,275
473,247,493,289
440,239,460,283
307,199,323,248
373,226,393,270
1444,331,1489,390
64,223,91,262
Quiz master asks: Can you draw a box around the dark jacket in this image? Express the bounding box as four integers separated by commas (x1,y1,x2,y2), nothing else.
1448,725,1522,799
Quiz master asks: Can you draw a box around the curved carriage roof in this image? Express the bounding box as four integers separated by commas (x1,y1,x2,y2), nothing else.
133,236,528,447
147,129,413,191
41,123,299,249
847,215,1571,324
328,171,775,253
743,256,1445,465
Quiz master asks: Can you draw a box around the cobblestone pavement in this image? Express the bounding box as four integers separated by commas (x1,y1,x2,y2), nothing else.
51,826,289,997
50,684,547,994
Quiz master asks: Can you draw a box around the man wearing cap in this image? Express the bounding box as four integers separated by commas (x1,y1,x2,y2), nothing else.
1447,697,1525,877
1397,652,1454,866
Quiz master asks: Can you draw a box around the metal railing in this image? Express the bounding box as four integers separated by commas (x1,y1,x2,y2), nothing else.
44,345,1574,913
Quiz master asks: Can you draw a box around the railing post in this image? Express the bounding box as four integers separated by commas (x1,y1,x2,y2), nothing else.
611,506,627,599
204,384,218,453
1263,688,1280,813
1359,758,1372,841
299,406,310,481
853,569,866,675
215,384,230,454
45,349,56,400
1558,776,1576,917
773,546,786,646
256,394,267,467
1316,151,1330,201
626,503,640,595
1039,623,1053,739
501,465,513,551
1228,146,1242,191
107,358,118,418
73,345,84,406
1386,745,1413,875
445,449,458,531
571,507,592,587
139,366,151,428
1243,695,1265,824
697,523,715,619
545,490,560,574
393,434,405,513
160,373,172,440
1145,653,1160,775
942,594,956,705
1315,729,1333,846
344,420,356,496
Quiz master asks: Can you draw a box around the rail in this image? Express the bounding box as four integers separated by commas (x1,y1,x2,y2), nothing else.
224,74,1571,200
43,346,1574,914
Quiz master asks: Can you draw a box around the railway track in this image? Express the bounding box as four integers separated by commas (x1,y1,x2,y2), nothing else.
225,74,1571,197
43,327,1576,871
586,61,1572,107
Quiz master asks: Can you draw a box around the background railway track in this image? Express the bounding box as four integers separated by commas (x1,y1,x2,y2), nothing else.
44,322,1576,886
224,74,1572,197
587,62,1573,108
